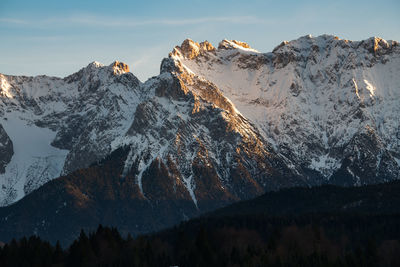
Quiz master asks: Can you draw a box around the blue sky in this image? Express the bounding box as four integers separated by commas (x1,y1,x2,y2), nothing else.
0,0,399,81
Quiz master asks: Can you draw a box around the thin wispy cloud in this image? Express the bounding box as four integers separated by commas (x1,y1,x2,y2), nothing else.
0,18,29,25
0,15,271,28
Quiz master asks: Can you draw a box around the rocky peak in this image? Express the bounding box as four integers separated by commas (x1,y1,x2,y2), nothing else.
360,37,398,55
272,34,335,53
160,58,177,74
199,41,215,52
0,123,13,174
64,61,103,83
64,60,133,86
272,41,289,52
171,39,215,59
218,39,254,50
0,75,14,99
110,60,130,75
86,61,105,71
173,39,200,59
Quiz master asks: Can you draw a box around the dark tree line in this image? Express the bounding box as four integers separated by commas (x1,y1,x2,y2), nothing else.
2,179,400,266
1,213,400,267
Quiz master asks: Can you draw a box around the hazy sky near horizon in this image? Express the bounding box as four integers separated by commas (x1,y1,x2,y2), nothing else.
1,0,399,81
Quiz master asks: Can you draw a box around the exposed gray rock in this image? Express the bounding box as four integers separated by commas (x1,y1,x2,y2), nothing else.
0,124,13,174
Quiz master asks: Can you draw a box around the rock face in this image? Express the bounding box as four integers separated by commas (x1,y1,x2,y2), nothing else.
118,70,304,210
111,60,130,74
0,124,13,174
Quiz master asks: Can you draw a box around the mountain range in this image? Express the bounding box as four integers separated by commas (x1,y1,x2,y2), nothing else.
0,35,399,244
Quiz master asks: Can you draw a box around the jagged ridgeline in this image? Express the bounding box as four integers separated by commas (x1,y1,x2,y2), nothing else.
0,35,399,244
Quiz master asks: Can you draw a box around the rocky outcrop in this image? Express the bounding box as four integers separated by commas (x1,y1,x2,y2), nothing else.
171,39,215,59
0,124,13,174
111,60,130,74
218,39,253,50
330,126,400,186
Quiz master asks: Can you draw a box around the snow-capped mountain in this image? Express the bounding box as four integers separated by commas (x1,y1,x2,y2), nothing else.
0,35,399,210
170,35,400,185
0,61,143,205
0,34,399,244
